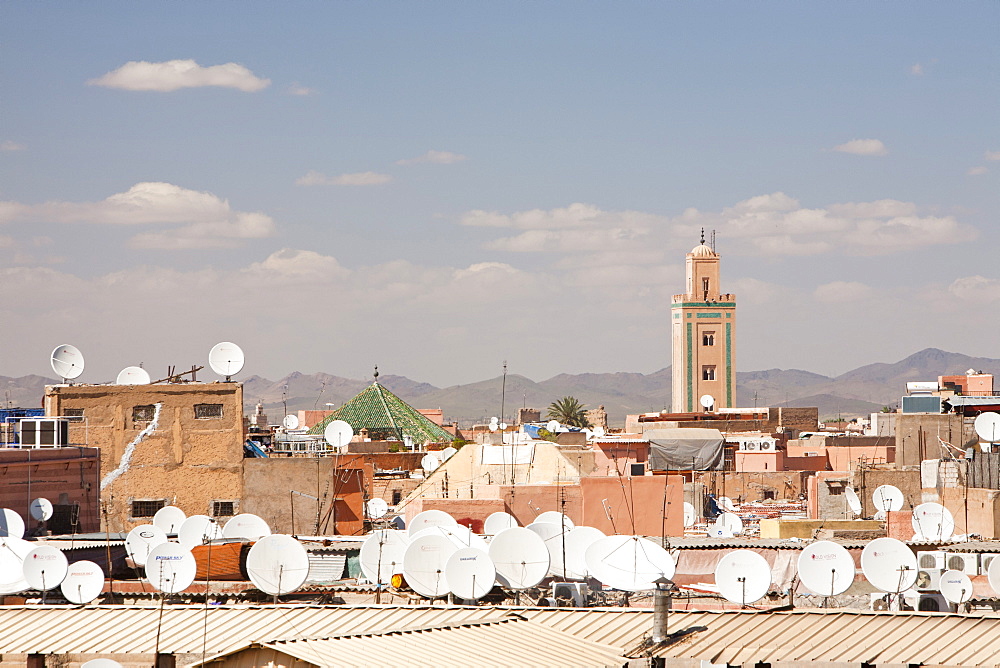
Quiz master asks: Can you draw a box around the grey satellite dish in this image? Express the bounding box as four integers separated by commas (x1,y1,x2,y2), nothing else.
152,505,186,534
975,413,1000,443
282,414,299,430
0,536,33,594
445,548,496,601
222,513,271,540
208,341,245,381
861,537,918,593
51,344,85,381
144,542,196,594
715,550,771,605
116,366,151,385
125,524,168,568
940,569,973,605
30,498,53,522
360,529,410,584
23,545,69,591
700,394,715,409
61,560,104,604
797,541,855,596
872,485,904,512
488,527,550,589
0,509,25,539
246,535,310,596
366,498,389,519
324,420,354,450
584,535,675,591
402,533,458,598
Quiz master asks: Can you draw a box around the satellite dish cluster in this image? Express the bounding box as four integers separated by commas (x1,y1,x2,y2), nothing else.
49,341,247,385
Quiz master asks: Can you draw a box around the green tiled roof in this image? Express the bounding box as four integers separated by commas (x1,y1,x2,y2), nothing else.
308,382,454,444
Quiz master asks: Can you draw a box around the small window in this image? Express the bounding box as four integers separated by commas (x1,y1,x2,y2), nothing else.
62,408,84,418
702,365,716,381
211,500,236,517
763,490,776,500
391,490,402,506
702,331,715,346
195,404,224,419
133,405,156,422
131,499,166,518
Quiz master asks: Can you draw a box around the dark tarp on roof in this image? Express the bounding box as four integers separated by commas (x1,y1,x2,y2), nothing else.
645,428,724,470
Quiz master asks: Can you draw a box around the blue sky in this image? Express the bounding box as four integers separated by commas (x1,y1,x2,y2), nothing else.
1,2,998,386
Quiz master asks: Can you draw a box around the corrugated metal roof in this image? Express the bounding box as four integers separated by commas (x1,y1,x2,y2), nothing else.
659,537,870,550
520,607,652,649
643,609,1000,666
933,540,1000,553
195,617,626,667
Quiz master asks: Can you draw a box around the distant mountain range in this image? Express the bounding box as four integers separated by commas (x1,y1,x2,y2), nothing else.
5,348,999,426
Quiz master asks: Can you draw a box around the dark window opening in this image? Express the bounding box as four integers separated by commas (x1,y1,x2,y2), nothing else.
702,332,715,346
131,499,166,518
702,366,716,381
195,403,224,419
763,490,776,500
133,405,155,422
48,503,80,534
63,408,84,418
391,490,402,505
212,500,236,517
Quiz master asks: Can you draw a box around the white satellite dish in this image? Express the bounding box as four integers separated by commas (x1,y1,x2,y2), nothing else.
115,366,151,385
488,423,498,432
441,447,458,461
988,554,1000,597
177,515,223,550
861,537,918,593
715,512,743,536
484,512,519,536
585,535,675,592
715,550,771,605
324,420,354,449
717,496,737,512
797,540,855,596
360,530,410,584
282,414,300,430
700,394,715,409
420,453,440,473
366,498,390,519
81,661,124,668
408,509,458,537
940,569,973,605
707,525,734,538
125,524,168,568
50,344,85,381
535,511,575,531
845,487,863,516
0,509,25,539
593,426,606,438
488,527,550,590
144,542,196,594
546,420,560,432
402,533,458,598
246,535,310,596
22,545,69,591
975,412,1000,442
872,485,904,512
911,502,955,541
0,536,33,594
208,341,245,380
499,422,508,430
152,505,186,534
222,514,272,540
410,524,489,552
61,560,104,604
445,548,496,601
30,498,54,522
683,502,697,528
563,526,607,580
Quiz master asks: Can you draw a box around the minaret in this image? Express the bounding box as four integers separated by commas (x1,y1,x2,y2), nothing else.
671,231,736,412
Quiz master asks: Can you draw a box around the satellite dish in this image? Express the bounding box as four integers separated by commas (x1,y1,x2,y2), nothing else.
125,524,168,567
324,420,354,449
408,510,458,537
81,661,124,668
499,422,508,430
144,542,196,594
30,498,54,522
402,533,458,598
585,535,675,591
715,550,771,605
911,502,955,541
845,487,863,516
222,514,272,540
0,536,33,594
115,366,151,385
410,524,488,552
366,498,389,519
282,414,299,430
717,496,737,512
22,545,68,591
246,535,310,596
490,416,499,426
50,344,85,381
421,454,440,473
488,527,550,590
483,512,519,536
975,412,1000,442
441,447,458,461
445,548,496,601
535,511,575,531
546,420,560,432
707,525,734,538
177,515,223,550
61,560,104,604
0,509,25,539
152,506,186,534
563,526,607,580
526,521,568,576
700,394,715,409
797,541,855,596
940,569,973,605
872,485,904,512
861,537,918,593
360,530,410,584
715,512,743,536
208,341,245,380
988,554,1000,596
683,502,697,528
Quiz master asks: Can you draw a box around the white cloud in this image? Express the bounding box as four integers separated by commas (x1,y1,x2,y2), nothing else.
243,248,350,283
814,281,873,303
0,140,25,152
295,170,392,186
910,63,924,76
948,276,1000,302
831,139,888,156
985,151,1000,161
0,182,275,249
396,150,467,166
88,59,270,92
462,203,660,230
287,83,315,96
967,166,988,176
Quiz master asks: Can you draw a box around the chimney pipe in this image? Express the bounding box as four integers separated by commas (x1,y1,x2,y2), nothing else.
652,576,673,643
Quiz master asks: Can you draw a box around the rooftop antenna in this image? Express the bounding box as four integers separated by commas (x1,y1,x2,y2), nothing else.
711,229,716,252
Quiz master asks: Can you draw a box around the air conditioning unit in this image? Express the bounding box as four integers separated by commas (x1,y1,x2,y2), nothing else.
17,419,70,447
914,568,941,591
743,442,758,451
917,551,946,570
870,593,903,612
980,554,999,575
908,592,949,612
758,441,776,452
944,553,978,575
552,582,588,607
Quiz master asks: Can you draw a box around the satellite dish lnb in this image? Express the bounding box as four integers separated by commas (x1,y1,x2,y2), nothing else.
208,342,245,381
700,394,715,410
51,345,85,382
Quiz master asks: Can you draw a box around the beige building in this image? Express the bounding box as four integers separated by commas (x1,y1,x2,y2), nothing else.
671,234,736,413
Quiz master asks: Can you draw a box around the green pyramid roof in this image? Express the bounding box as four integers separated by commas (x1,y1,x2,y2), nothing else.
309,382,454,444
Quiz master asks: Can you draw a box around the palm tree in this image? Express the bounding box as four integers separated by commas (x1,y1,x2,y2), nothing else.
546,396,591,428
